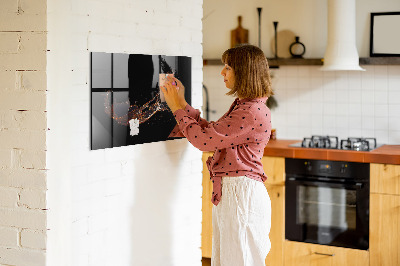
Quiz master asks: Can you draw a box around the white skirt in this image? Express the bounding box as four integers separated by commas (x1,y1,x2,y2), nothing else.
211,176,271,266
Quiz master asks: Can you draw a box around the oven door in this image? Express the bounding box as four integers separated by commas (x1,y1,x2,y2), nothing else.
285,177,369,250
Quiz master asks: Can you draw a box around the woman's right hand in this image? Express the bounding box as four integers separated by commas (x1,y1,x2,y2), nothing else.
167,76,187,107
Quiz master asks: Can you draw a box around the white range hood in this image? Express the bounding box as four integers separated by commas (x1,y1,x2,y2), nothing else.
320,0,365,71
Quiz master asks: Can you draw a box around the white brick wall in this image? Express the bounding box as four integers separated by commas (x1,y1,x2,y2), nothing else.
21,229,47,250
47,1,203,266
0,187,19,208
0,227,19,247
0,0,48,264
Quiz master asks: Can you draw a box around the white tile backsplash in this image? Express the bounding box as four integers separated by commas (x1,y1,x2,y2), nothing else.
388,77,400,91
374,65,388,77
362,89,375,103
389,104,400,117
286,77,299,89
375,130,389,144
374,90,388,104
374,77,388,91
361,104,374,117
389,117,400,131
204,64,400,144
348,90,362,104
388,91,400,104
336,103,349,116
375,105,388,118
389,131,400,143
323,103,336,116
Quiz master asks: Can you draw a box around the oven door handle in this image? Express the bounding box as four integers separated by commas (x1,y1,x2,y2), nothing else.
287,177,364,189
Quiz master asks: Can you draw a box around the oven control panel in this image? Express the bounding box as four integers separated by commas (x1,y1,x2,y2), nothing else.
286,158,369,180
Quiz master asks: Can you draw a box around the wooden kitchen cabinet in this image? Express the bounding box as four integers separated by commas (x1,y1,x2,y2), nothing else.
262,156,285,266
284,241,369,266
370,193,400,266
370,163,400,195
370,163,400,266
264,184,285,266
261,156,285,186
202,152,214,258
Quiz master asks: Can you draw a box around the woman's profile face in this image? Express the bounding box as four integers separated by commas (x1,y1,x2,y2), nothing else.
220,64,235,89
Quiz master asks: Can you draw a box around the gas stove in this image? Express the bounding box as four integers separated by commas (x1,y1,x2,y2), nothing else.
289,135,382,151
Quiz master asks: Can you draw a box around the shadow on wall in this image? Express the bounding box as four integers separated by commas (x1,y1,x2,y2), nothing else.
129,139,190,265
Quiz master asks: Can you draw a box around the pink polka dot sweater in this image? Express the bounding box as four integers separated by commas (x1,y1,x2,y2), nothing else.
171,97,272,206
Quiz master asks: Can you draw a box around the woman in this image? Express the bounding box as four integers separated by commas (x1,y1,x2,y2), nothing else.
161,44,273,266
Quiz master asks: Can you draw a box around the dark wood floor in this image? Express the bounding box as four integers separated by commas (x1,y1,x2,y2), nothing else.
202,257,211,266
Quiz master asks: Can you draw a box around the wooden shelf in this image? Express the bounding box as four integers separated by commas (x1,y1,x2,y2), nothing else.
268,58,323,67
359,57,400,65
203,57,400,67
203,58,323,67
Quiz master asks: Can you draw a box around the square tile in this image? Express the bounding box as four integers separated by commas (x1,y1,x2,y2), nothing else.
374,130,389,144
374,90,388,104
388,91,400,104
348,103,362,116
323,103,336,115
348,116,362,129
374,65,388,78
348,90,362,103
361,103,374,116
388,131,400,144
375,104,388,117
389,104,400,117
374,78,388,91
388,117,400,131
361,90,375,104
362,116,375,130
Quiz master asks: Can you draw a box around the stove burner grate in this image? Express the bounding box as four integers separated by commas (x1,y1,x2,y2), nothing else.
301,135,339,149
298,136,378,151
340,137,377,151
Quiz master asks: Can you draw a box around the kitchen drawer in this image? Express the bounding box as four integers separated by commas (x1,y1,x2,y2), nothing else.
370,163,400,195
284,241,369,266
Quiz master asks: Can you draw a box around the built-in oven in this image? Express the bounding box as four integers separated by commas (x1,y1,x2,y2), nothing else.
285,158,369,250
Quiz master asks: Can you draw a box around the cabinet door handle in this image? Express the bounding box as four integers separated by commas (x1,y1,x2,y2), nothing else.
314,252,335,257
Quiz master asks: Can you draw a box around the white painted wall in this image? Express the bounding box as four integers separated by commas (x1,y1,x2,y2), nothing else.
46,0,203,266
203,0,400,145
203,0,400,58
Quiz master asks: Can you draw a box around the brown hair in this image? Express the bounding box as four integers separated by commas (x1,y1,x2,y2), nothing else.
221,44,273,99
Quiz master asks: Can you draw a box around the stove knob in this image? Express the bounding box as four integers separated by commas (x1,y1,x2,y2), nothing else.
340,164,347,174
305,162,312,171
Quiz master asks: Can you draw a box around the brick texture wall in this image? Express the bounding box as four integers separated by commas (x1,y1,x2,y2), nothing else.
0,0,48,265
1,0,203,265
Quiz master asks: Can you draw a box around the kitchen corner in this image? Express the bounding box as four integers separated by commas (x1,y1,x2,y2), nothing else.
202,139,400,265
202,0,400,264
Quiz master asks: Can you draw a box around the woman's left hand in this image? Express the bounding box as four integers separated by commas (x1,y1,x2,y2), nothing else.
160,77,184,113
